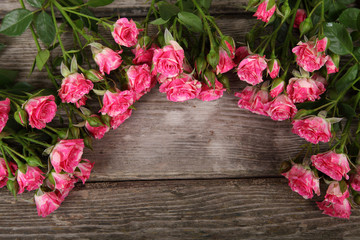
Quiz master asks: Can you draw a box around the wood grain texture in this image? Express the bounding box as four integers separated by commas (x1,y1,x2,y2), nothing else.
0,0,249,18
0,178,357,240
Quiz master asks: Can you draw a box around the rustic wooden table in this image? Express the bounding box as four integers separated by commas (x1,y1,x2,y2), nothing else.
1,0,359,239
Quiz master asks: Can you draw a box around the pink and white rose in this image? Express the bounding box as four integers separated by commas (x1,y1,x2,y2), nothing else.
17,166,45,194
311,151,350,181
294,9,307,29
270,79,285,98
127,64,153,93
50,139,84,173
237,54,267,85
292,40,328,72
112,18,141,47
234,46,250,65
282,164,320,199
267,94,297,121
292,116,331,144
35,191,61,217
253,0,276,23
74,159,95,184
267,59,280,79
132,44,156,65
324,182,349,204
286,77,326,103
51,172,77,192
326,57,339,74
0,158,17,188
58,73,93,107
24,95,57,130
0,98,10,133
110,109,132,130
152,41,184,78
197,79,226,102
92,46,123,75
85,115,110,140
216,48,236,74
159,74,201,102
99,90,135,117
235,86,271,116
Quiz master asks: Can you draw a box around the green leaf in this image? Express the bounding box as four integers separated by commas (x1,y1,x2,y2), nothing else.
339,8,360,30
0,69,18,88
35,11,56,46
80,8,98,32
327,2,346,22
10,82,34,92
199,0,212,10
339,103,356,119
27,0,44,8
150,18,169,25
177,12,203,33
0,9,34,36
335,64,358,93
35,49,50,71
158,2,180,20
324,22,353,55
87,0,114,7
339,180,347,194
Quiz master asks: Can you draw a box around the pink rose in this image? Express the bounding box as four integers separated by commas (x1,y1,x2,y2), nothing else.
350,166,360,191
112,18,141,47
326,58,339,74
267,59,280,79
267,94,297,121
74,159,95,184
197,79,226,102
76,96,87,108
235,86,271,116
50,139,84,173
216,48,236,74
159,74,201,102
270,79,285,98
17,166,45,194
237,54,267,85
152,40,184,78
253,0,276,23
282,164,320,199
51,172,77,192
110,109,132,130
317,198,351,219
99,90,135,117
292,116,331,144
24,95,57,129
58,73,93,107
316,37,328,52
234,46,250,65
311,73,327,87
0,98,10,133
324,182,349,204
85,115,110,140
127,64,153,93
293,9,306,28
132,44,156,65
292,40,328,72
92,46,123,75
34,191,61,217
286,77,326,103
0,158,17,188
311,151,350,181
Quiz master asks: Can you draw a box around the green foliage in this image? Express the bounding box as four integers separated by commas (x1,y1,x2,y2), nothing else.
26,0,44,8
324,22,353,55
35,11,56,46
0,9,34,36
335,64,359,93
177,12,203,33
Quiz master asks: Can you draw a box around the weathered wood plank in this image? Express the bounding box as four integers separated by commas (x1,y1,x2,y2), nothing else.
0,178,357,239
0,0,249,19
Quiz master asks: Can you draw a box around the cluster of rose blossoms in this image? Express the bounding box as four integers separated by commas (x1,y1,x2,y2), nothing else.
238,0,356,219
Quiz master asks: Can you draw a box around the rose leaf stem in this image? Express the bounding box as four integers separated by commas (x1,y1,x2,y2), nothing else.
21,136,52,148
0,145,14,178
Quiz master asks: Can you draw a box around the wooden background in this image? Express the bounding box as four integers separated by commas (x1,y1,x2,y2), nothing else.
1,0,359,239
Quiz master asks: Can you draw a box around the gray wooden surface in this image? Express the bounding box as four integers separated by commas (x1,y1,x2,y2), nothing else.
0,1,358,239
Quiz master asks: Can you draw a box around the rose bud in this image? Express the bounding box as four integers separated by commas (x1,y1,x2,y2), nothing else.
85,69,103,82
197,78,226,102
267,94,297,121
316,37,328,52
237,54,267,85
34,191,61,217
324,182,349,204
299,18,313,36
317,197,351,219
0,158,17,188
132,44,157,66
85,114,110,139
292,116,331,144
24,95,57,130
74,159,95,184
152,40,184,78
267,59,280,79
112,18,141,47
282,164,320,199
311,151,350,181
216,48,236,74
110,109,132,130
270,78,285,98
326,55,339,74
58,73,93,108
293,9,307,29
99,90,135,117
50,139,84,173
90,43,123,75
51,172,77,193
235,86,271,116
350,166,360,191
14,108,28,127
159,74,202,102
127,64,153,94
17,166,45,194
233,46,250,65
292,39,328,72
253,0,276,23
286,77,326,103
0,98,10,133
